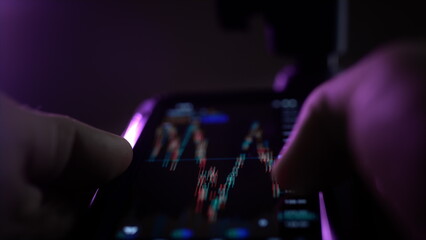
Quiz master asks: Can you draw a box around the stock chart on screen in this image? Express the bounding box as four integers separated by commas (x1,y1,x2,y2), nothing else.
113,97,321,240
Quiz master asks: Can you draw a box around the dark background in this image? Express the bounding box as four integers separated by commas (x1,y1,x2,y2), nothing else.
1,1,425,135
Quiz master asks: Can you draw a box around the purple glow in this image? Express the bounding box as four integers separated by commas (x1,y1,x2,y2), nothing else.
122,113,144,148
273,65,297,92
122,99,156,148
319,191,334,240
89,99,156,208
89,188,99,207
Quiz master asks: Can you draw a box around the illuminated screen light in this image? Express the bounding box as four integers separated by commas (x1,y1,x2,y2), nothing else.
319,191,334,240
122,113,144,148
284,220,309,228
123,226,139,235
115,226,140,240
273,65,297,92
258,218,269,227
200,114,229,124
89,188,99,206
90,100,156,208
149,121,278,222
284,199,307,205
91,112,144,207
226,228,249,239
122,99,156,148
170,229,193,239
282,209,317,221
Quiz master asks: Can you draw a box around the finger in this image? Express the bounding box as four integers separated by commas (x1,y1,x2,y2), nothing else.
22,103,133,188
0,94,132,239
272,86,351,194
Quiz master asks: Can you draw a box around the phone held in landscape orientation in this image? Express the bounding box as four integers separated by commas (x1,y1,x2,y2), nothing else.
82,91,332,240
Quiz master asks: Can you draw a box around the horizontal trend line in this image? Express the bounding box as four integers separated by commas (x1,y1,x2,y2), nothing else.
146,156,279,162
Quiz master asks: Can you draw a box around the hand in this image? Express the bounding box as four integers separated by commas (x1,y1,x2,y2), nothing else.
272,41,426,240
0,94,132,239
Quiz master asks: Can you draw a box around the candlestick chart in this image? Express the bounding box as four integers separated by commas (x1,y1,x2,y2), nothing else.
148,119,281,222
113,99,302,239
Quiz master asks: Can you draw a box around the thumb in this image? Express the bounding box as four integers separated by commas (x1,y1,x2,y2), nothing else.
0,95,134,188
272,87,351,194
0,94,133,238
29,111,133,188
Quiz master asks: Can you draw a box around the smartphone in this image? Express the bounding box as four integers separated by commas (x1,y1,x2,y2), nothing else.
81,91,329,240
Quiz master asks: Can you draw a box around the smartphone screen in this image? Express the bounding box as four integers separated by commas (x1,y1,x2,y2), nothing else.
87,91,322,240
